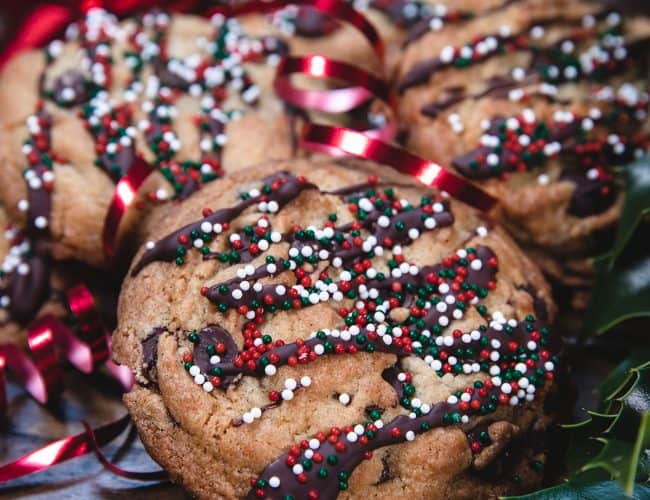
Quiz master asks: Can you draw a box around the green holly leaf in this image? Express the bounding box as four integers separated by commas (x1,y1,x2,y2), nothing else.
580,415,649,494
610,154,650,267
502,479,650,499
583,227,650,335
504,358,650,499
599,352,650,405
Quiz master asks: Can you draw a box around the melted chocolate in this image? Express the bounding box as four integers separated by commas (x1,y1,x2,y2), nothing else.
381,365,405,401
99,144,137,182
399,34,516,92
3,248,51,324
452,118,580,180
204,244,496,382
560,170,618,217
371,0,427,29
519,285,549,322
192,325,240,388
51,69,88,106
142,327,165,382
247,317,554,499
404,0,520,46
293,7,339,37
378,454,392,484
131,172,315,275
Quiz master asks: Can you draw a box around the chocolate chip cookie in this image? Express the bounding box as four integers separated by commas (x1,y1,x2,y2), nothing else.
114,157,560,499
0,8,300,268
396,0,650,288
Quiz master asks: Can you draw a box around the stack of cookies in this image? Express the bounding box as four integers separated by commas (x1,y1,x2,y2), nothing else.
0,2,647,499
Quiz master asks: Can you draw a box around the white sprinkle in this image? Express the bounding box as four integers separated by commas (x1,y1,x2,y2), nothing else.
440,45,455,63
34,216,48,229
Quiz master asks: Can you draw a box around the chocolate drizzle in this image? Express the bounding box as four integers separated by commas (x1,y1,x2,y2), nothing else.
1,242,51,324
404,0,520,46
51,69,89,106
191,325,240,388
3,108,54,325
370,0,428,29
142,327,165,382
245,316,554,499
452,117,580,180
560,169,618,217
131,172,315,275
399,33,518,93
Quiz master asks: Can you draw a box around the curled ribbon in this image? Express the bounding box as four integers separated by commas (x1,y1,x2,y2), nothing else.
0,282,152,484
302,124,497,211
274,55,392,113
0,414,167,483
0,284,133,414
102,156,155,260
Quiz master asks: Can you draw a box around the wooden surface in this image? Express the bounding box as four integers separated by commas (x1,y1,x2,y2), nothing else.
0,370,188,499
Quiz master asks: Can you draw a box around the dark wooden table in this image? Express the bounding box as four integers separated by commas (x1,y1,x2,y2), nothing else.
0,370,189,499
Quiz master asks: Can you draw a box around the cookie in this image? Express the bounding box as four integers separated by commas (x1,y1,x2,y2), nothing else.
246,1,514,75
0,8,302,268
396,0,650,288
0,202,120,344
0,204,52,342
114,157,559,499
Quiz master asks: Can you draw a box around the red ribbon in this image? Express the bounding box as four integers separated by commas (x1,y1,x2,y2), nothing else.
0,414,167,483
0,281,151,484
302,124,497,210
0,284,133,414
275,55,392,113
0,4,73,69
102,156,155,260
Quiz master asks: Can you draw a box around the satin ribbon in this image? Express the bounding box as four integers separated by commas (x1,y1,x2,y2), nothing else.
0,284,132,414
302,124,497,210
275,55,393,113
272,58,496,210
0,414,167,483
102,156,155,260
0,282,149,484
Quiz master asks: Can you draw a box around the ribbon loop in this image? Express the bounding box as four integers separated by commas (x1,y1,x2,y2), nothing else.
301,124,497,211
274,55,393,113
0,414,167,484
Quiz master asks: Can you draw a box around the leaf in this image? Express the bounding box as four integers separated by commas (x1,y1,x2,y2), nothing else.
505,358,650,499
579,364,650,494
610,154,650,267
501,479,650,500
583,231,650,335
599,353,650,404
581,416,649,496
